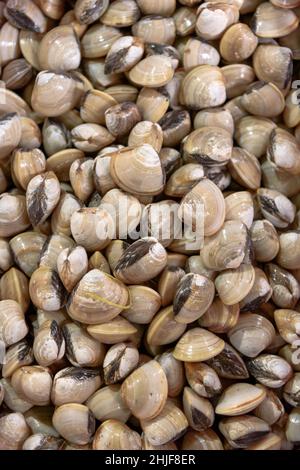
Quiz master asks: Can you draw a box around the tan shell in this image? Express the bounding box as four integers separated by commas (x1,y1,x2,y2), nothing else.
234,115,276,159
29,266,67,312
128,55,174,88
199,298,239,333
62,322,105,368
146,306,187,346
216,383,266,416
215,264,255,306
38,26,81,72
183,386,215,431
228,313,276,358
241,82,285,118
183,126,232,166
222,64,256,99
93,420,141,450
121,360,168,420
266,263,300,309
0,412,30,450
201,220,249,271
220,23,258,63
206,342,249,380
196,3,239,40
180,65,226,110
140,400,188,446
0,299,28,347
52,404,95,445
122,285,161,324
2,340,33,379
132,16,176,45
156,351,185,397
274,309,300,344
252,2,299,38
253,44,293,91
219,415,270,449
136,87,169,123
181,429,224,450
128,121,163,153
248,354,293,388
87,317,137,344
33,319,65,367
257,188,296,229
67,269,129,324
11,366,52,406
225,191,254,228
70,207,114,251
0,193,30,238
194,107,234,136
173,327,225,362
51,367,101,406
87,385,131,423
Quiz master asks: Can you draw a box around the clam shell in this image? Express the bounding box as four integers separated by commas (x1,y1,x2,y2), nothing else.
173,327,225,362
216,383,266,416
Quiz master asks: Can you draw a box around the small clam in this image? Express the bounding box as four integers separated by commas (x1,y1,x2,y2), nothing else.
173,273,215,324
114,237,167,284
57,246,88,293
136,87,169,123
156,351,185,397
222,64,256,99
0,266,30,313
159,110,191,148
11,366,52,406
0,300,28,347
183,386,214,431
0,412,30,450
62,322,105,368
71,123,115,153
183,127,232,166
220,23,258,63
267,128,300,175
0,193,30,238
140,200,182,247
87,385,131,423
181,429,224,450
183,38,220,71
26,171,61,226
110,145,165,197
106,240,130,272
0,377,33,413
2,340,33,379
39,234,75,271
74,0,109,24
145,43,180,70
87,316,138,344
51,367,101,406
70,207,114,251
247,354,293,388
67,269,129,324
122,285,161,324
257,188,295,229
285,408,300,443
146,306,187,346
250,219,279,263
11,148,46,191
216,383,266,416
215,264,255,306
93,420,141,450
277,231,300,270
201,220,249,271
265,263,300,309
274,309,300,344
69,158,94,202
185,362,222,398
128,121,163,153
104,36,144,75
31,71,84,117
52,404,95,445
0,22,20,67
141,400,188,446
165,164,204,198
254,386,285,425
0,238,13,274
251,2,299,38
157,266,185,307
38,25,81,72
219,415,270,449
199,299,239,333
206,342,249,380
100,0,140,27
234,115,276,159
241,82,285,118
46,149,84,181
180,66,226,110
2,58,33,90
128,55,174,88
33,319,65,367
23,435,64,451
239,267,272,312
29,266,67,311
196,3,239,40
173,327,225,362
105,102,141,138
225,191,254,228
194,108,234,136
228,313,276,358
121,359,168,420
136,0,176,16
253,44,293,91
5,0,47,33
132,16,176,45
51,192,82,237
103,342,139,384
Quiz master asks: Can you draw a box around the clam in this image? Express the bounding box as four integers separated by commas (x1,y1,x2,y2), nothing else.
140,400,188,446
5,0,47,33
257,188,295,229
181,429,224,450
74,0,109,24
128,121,163,153
196,3,239,40
136,0,176,16
70,207,114,251
241,82,285,118
38,26,81,72
87,385,131,423
0,412,30,450
225,191,254,228
173,327,225,362
194,108,234,136
158,266,185,307
2,340,33,379
219,23,258,63
201,220,249,271
39,234,75,271
105,102,141,138
183,387,214,431
146,306,187,346
69,159,94,202
215,264,255,306
180,65,226,110
185,362,222,398
132,16,176,45
23,435,64,451
0,193,30,238
222,64,255,99
29,266,67,311
11,148,46,191
93,420,141,450
128,55,174,88
122,285,161,324
100,0,140,27
179,179,226,237
267,128,300,175
216,383,266,416
114,237,167,284
253,44,293,91
26,171,61,227
62,322,105,368
0,378,33,413
140,200,182,247
254,386,285,425
11,366,52,406
46,149,84,181
251,2,299,38
239,267,272,312
165,164,204,198
51,192,83,237
67,269,129,324
103,342,139,385
219,415,270,449
199,299,239,333
87,317,137,344
183,38,220,71
0,300,28,347
173,273,215,324
234,116,276,159
277,231,300,270
247,354,293,389
285,408,300,443
206,342,249,380
159,110,191,148
110,145,165,197
156,351,185,397
183,126,232,166
136,87,169,123
266,263,300,309
284,90,300,129
0,266,30,313
121,360,168,420
228,313,276,358
0,238,13,274
229,147,261,189
33,319,65,367
274,309,300,344
250,220,279,262
0,22,21,67
57,246,88,293
52,404,95,445
105,36,144,75
51,367,101,406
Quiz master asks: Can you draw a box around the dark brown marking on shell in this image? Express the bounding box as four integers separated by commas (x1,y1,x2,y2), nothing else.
104,47,131,74
146,44,179,61
17,341,32,361
62,325,76,363
207,344,249,379
50,320,64,351
58,367,100,381
234,430,269,447
244,81,267,94
78,0,105,24
247,357,282,382
190,406,211,430
159,110,189,131
188,153,221,167
88,410,95,436
27,176,48,226
284,53,293,89
0,113,18,124
103,346,126,384
115,239,156,272
5,8,40,32
265,263,294,293
240,293,270,312
36,436,64,450
259,195,281,219
51,270,67,307
173,274,193,316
